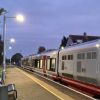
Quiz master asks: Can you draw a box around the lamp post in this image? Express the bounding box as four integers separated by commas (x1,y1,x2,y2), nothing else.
2,14,24,83
2,15,6,82
8,46,12,66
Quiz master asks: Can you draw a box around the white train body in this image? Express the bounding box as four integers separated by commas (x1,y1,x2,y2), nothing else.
21,39,100,96
59,39,100,86
31,50,58,77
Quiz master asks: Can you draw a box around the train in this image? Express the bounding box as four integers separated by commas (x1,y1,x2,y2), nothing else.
21,39,100,97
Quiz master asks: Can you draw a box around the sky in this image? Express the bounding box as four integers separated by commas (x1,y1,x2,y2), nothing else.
0,0,100,58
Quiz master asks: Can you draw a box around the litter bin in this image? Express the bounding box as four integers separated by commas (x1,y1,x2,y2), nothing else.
0,85,8,100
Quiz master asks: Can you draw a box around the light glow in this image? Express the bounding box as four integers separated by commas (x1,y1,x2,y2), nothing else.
10,38,15,43
8,46,12,50
16,14,24,22
61,46,64,50
96,44,100,48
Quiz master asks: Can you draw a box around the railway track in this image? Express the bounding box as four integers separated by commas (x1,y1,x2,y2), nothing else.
20,67,98,100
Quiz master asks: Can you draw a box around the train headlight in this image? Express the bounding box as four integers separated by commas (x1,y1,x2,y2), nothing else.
96,44,100,48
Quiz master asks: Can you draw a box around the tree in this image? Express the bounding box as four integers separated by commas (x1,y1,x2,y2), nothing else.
0,8,7,15
37,46,46,54
59,36,67,49
0,8,7,65
11,53,23,66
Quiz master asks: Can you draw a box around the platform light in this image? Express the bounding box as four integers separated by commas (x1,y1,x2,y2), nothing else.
10,38,15,43
96,44,100,48
16,14,24,22
2,13,25,82
61,46,64,50
8,46,12,50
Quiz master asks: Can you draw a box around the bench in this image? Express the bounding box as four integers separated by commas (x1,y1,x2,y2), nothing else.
0,84,17,100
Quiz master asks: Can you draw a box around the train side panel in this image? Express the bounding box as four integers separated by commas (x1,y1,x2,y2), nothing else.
59,41,100,86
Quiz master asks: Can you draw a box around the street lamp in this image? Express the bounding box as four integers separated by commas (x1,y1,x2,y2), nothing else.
2,14,24,83
10,38,16,43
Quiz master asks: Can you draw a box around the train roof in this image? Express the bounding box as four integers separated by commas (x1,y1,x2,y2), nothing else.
32,49,58,58
60,39,100,53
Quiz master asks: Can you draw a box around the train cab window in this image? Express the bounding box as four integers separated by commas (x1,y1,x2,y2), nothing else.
92,52,97,59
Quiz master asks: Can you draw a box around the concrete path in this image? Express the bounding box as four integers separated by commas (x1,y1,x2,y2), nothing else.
5,67,60,100
5,67,74,100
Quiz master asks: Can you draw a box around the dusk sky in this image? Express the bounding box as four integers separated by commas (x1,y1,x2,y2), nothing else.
0,0,100,58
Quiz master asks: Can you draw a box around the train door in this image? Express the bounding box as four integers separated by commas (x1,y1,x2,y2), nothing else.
76,53,86,79
34,59,39,68
42,56,47,73
50,58,56,71
47,59,50,70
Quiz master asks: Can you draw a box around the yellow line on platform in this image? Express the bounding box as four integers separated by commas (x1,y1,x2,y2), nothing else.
17,68,73,100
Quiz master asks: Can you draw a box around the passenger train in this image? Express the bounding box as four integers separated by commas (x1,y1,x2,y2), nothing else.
21,39,100,97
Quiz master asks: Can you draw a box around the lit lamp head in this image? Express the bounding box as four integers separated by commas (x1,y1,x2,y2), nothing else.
16,14,24,22
8,46,12,50
96,44,100,48
10,38,15,43
61,46,64,50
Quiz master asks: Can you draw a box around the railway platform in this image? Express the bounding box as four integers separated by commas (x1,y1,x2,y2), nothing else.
5,66,75,100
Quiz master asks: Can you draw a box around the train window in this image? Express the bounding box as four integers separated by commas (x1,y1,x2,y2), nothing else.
77,54,80,59
64,55,66,60
70,55,73,60
37,60,40,68
50,58,56,71
66,55,68,60
68,55,73,60
47,59,50,70
62,56,64,60
62,61,64,70
62,55,66,60
77,61,81,72
77,53,85,59
68,55,70,60
34,59,38,68
87,52,92,59
40,60,43,68
92,52,97,59
32,60,35,67
81,53,85,59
